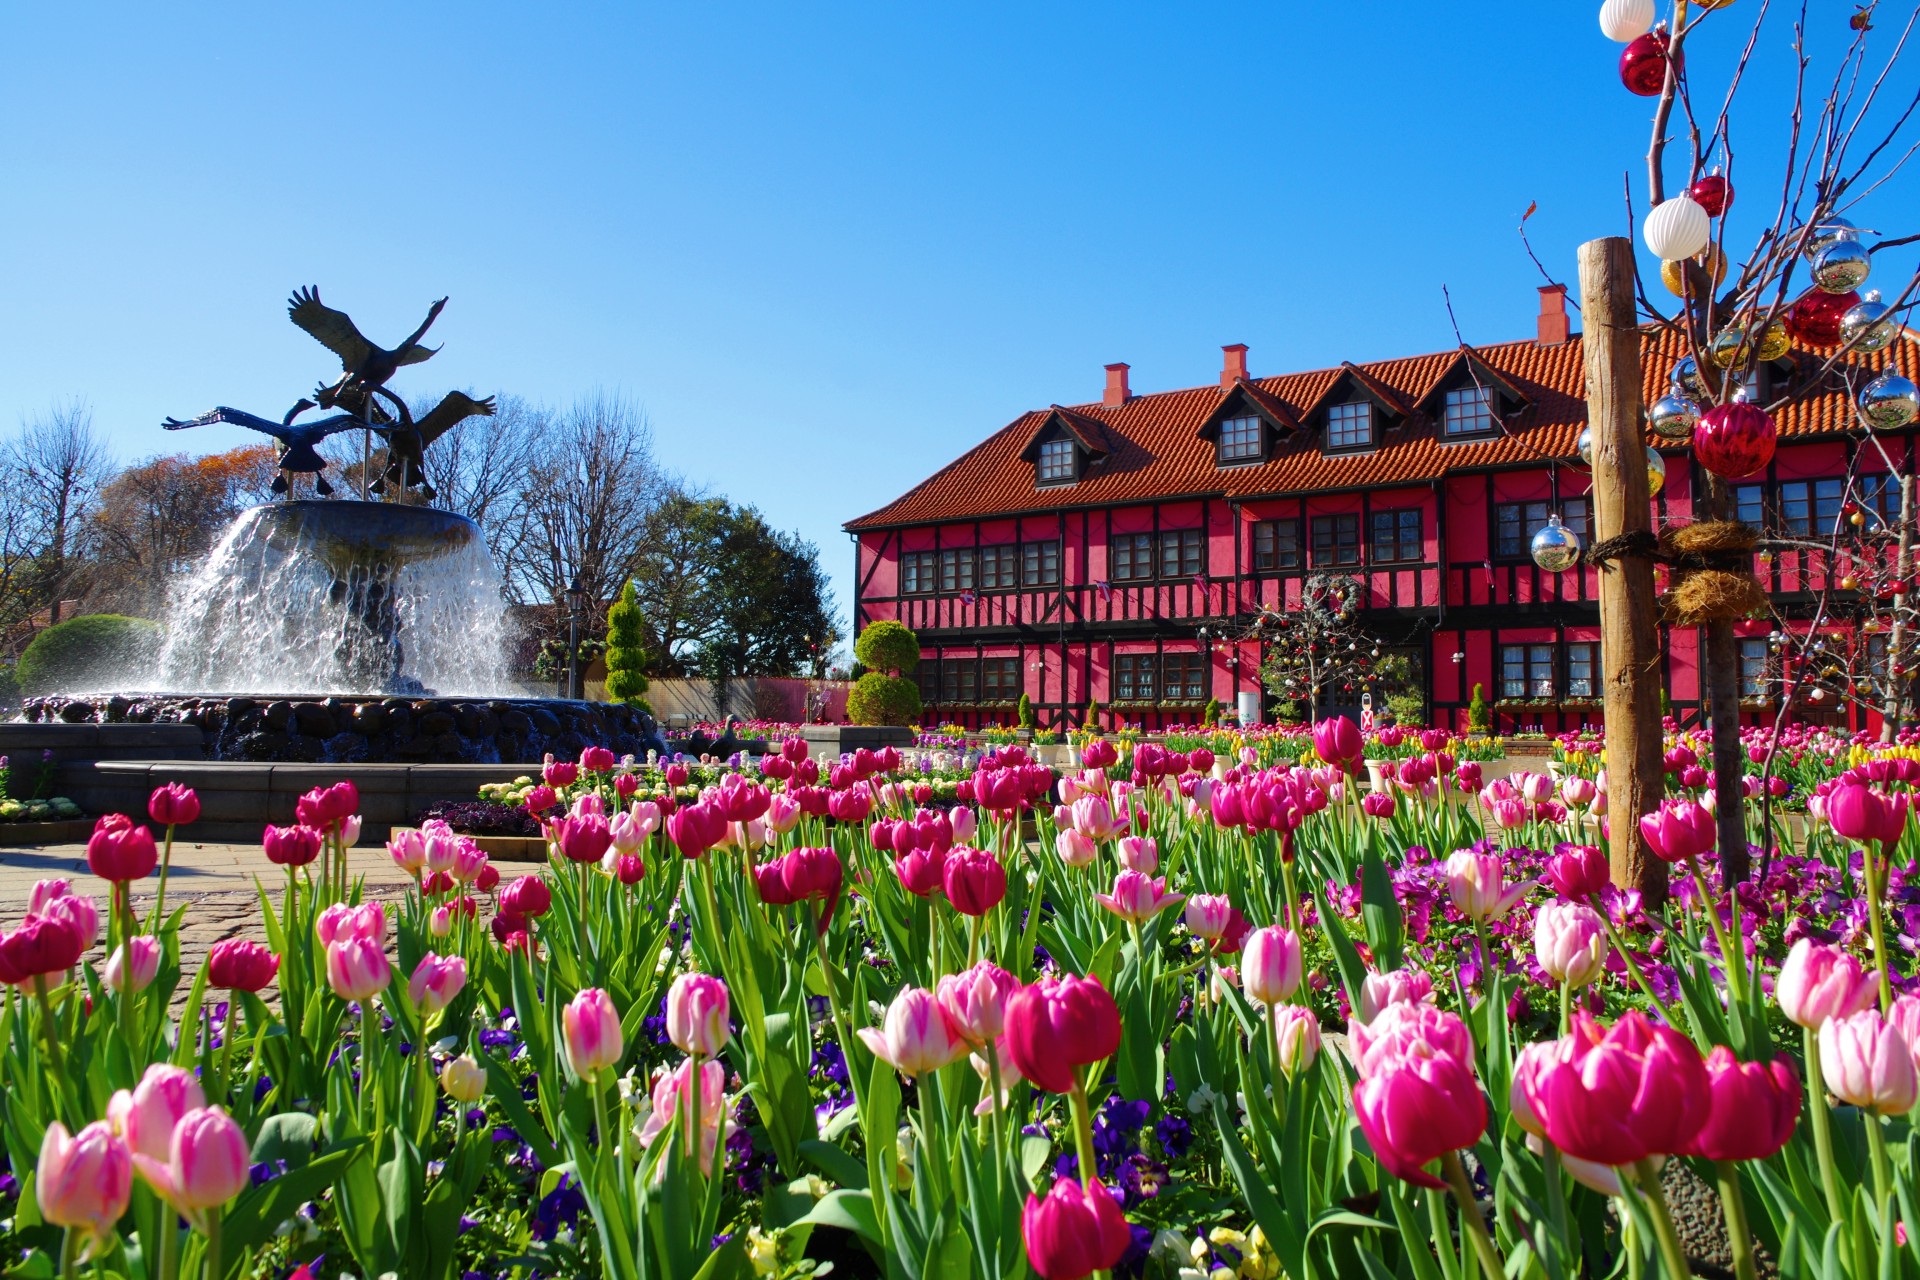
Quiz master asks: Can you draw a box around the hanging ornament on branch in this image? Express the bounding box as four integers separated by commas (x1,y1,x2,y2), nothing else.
1693,398,1777,478
1531,512,1584,571
1620,27,1681,96
1598,0,1654,41
1643,194,1710,258
1784,289,1858,347
1859,371,1920,431
1688,171,1733,216
1660,244,1727,296
1648,387,1702,441
1842,291,1898,352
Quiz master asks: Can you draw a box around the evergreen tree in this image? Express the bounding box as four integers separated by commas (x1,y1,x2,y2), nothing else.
604,580,651,708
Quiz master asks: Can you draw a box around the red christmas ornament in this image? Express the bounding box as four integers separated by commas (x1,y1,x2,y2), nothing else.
1782,288,1859,347
1688,173,1732,217
1693,401,1777,479
1620,30,1681,96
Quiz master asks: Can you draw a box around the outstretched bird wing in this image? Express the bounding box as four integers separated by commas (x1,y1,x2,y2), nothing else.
161,407,294,443
285,414,370,446
394,342,442,367
412,392,497,449
288,286,373,371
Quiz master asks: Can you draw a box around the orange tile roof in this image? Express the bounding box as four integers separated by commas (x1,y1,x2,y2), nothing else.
845,327,1920,531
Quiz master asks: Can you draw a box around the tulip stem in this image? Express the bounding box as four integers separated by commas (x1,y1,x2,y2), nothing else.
687,1052,703,1167
217,998,238,1104
1632,1158,1693,1280
204,1208,223,1280
56,1227,76,1280
1685,860,1745,1005
1068,1076,1098,1186
1440,1150,1504,1280
1711,1160,1758,1280
1868,840,1895,1011
1558,980,1573,1036
1803,1023,1848,1224
1866,1112,1894,1223
1278,854,1301,939
151,822,177,931
1589,902,1677,1026
984,1039,1008,1213
34,982,68,1107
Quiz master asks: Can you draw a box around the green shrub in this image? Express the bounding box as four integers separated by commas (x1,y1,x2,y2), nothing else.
1468,682,1492,735
853,620,920,676
603,581,652,709
17,615,163,695
1084,699,1099,730
1016,692,1036,730
1386,692,1425,727
1202,697,1220,727
1273,699,1304,725
846,672,921,726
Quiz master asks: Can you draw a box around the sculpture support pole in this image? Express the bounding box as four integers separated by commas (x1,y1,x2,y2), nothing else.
1579,237,1669,903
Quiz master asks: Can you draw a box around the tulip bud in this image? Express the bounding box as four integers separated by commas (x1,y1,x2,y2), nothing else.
1534,901,1609,989
86,814,159,883
1820,1009,1918,1115
1685,1046,1800,1161
325,937,391,1003
108,1063,207,1162
264,823,324,868
1003,975,1122,1094
1544,844,1610,899
943,846,1008,916
1241,926,1304,1004
1114,835,1158,874
441,1054,488,1103
37,1121,131,1245
1444,850,1529,922
1183,894,1234,942
106,936,162,993
1021,1176,1132,1280
563,987,625,1083
1272,1004,1322,1081
156,1107,251,1215
667,972,731,1057
1776,938,1878,1030
1054,829,1097,867
936,962,1019,1047
207,938,280,992
148,783,200,828
409,953,468,1015
858,986,966,1077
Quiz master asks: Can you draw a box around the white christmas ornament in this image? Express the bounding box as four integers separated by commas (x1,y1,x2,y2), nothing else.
1599,0,1655,41
1643,197,1712,261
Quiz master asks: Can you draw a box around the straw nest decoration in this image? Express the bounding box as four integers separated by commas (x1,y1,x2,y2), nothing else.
1583,520,1768,625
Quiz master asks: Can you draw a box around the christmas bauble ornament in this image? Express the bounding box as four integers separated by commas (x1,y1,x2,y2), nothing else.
1647,391,1702,440
1803,217,1859,261
1599,0,1656,40
1756,320,1792,362
1689,172,1732,217
1811,239,1872,293
1531,512,1584,572
1576,425,1594,466
1859,370,1920,430
1708,324,1754,368
1670,356,1709,398
1620,29,1681,96
1784,288,1858,347
1693,401,1777,478
1643,195,1711,259
1660,244,1728,296
1841,290,1897,352
1647,448,1667,496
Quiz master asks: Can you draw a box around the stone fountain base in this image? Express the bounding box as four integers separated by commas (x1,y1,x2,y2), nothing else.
19,693,661,765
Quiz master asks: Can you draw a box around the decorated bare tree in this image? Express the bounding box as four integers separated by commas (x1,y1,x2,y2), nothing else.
1254,573,1383,722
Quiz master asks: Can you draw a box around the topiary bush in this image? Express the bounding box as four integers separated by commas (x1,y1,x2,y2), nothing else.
1016,692,1035,730
17,615,163,695
846,671,922,726
1202,697,1220,727
603,580,652,709
1469,682,1492,735
853,620,920,676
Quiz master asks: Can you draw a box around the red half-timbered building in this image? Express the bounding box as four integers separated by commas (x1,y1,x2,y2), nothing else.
845,288,1920,734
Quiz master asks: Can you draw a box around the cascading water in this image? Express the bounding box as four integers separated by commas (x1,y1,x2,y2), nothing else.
153,500,513,696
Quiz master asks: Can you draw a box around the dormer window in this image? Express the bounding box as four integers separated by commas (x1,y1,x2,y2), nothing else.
1443,386,1496,437
1037,437,1078,485
1327,401,1374,451
1218,415,1262,463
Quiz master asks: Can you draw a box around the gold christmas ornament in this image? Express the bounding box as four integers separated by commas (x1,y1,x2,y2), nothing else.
1647,448,1666,497
1660,245,1728,296
1756,321,1791,362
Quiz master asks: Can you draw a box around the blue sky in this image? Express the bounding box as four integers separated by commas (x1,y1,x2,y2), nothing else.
3,2,1913,638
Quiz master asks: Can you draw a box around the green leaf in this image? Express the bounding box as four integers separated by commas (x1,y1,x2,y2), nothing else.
800,1138,869,1190
220,1140,369,1267
1358,847,1404,971
249,1112,319,1166
803,1189,883,1244
691,1237,754,1280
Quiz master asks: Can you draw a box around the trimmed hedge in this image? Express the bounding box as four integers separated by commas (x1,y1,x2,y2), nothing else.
853,621,920,676
846,672,921,726
16,615,163,696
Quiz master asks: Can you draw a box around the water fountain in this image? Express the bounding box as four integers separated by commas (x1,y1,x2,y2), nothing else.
20,289,665,765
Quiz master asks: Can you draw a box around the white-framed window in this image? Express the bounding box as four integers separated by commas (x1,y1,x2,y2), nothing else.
1037,437,1077,484
1327,401,1373,450
1443,386,1495,437
1218,415,1263,463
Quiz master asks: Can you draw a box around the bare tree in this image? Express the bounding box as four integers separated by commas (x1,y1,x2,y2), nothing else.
5,402,111,628
85,445,281,616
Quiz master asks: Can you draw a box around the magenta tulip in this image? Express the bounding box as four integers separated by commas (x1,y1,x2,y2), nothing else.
87,813,158,883
499,875,552,918
1685,1046,1800,1161
1639,799,1716,863
1519,1011,1710,1166
1827,781,1909,847
1003,975,1122,1094
563,987,625,1083
1312,715,1364,769
943,846,1008,916
1352,1045,1487,1187
207,938,279,992
554,814,613,864
0,912,86,982
1544,844,1611,898
148,783,201,828
1022,1176,1131,1280
263,823,324,868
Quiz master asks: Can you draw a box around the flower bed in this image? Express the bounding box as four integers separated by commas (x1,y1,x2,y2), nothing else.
0,723,1915,1279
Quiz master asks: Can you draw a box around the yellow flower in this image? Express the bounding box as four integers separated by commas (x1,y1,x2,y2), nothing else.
746,1227,780,1276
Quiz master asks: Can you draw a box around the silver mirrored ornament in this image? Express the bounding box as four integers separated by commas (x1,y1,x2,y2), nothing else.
1576,425,1594,466
1811,238,1872,294
1859,370,1920,431
1842,290,1897,353
1669,356,1708,399
1803,216,1859,261
1531,512,1584,572
1647,391,1702,440
1647,448,1667,497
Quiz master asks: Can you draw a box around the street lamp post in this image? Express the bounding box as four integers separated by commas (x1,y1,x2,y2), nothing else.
565,577,586,701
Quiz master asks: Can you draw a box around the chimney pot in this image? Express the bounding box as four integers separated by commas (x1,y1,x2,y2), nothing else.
1103,362,1131,408
1221,343,1249,387
1536,284,1570,346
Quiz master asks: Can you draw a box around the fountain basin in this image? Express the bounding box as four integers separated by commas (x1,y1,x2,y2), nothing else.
254,500,479,571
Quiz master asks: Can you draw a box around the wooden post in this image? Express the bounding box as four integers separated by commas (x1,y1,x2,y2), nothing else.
1579,237,1669,902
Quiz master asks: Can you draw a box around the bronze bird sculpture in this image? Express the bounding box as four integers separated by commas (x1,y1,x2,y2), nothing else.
288,286,448,411
368,392,498,499
161,402,361,495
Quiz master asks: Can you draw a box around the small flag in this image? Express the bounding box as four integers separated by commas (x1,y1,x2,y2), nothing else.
958,589,976,605
1096,580,1112,603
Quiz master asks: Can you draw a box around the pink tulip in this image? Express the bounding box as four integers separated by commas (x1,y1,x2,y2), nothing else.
149,783,200,827
132,1106,249,1222
1639,799,1716,863
1184,894,1235,943
1560,775,1597,807
1115,835,1158,874
1242,926,1304,1004
1685,1046,1800,1161
1312,716,1364,768
1361,791,1396,819
858,987,966,1077
1444,850,1528,923
1351,1043,1486,1186
1829,781,1909,847
949,805,979,843
1351,1000,1475,1079
563,988,625,1082
1544,844,1610,899
1069,795,1121,842
667,973,731,1057
1534,900,1609,988
1516,1011,1710,1165
428,904,453,937
108,1064,207,1162
316,902,386,947
264,823,325,868
634,1058,729,1174
1356,968,1435,1024
1004,975,1122,1094
325,937,390,1002
423,828,460,874
1820,1009,1918,1115
1273,1004,1322,1080
1776,939,1878,1030
937,962,1019,1047
387,828,426,873
1054,828,1097,867
500,875,553,918
87,813,158,883
106,936,162,993
1022,1176,1132,1280
207,939,279,992
451,841,488,884
763,793,802,835
409,953,468,1015
1488,797,1529,830
1094,870,1184,923
943,846,1008,916
37,1121,132,1247
554,814,614,864
294,780,358,831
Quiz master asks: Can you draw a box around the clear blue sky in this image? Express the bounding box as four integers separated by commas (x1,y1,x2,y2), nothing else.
3,2,1912,639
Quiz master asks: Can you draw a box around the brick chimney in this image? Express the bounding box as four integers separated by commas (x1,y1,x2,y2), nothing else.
1221,343,1249,386
1536,284,1570,346
1103,362,1131,407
